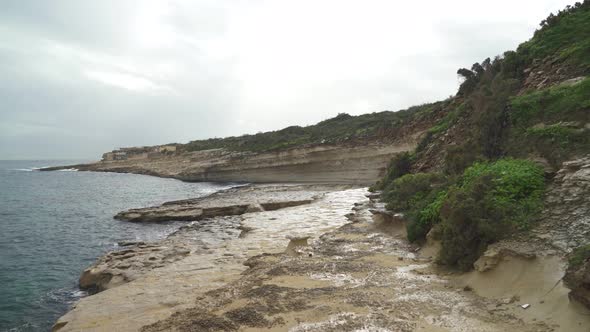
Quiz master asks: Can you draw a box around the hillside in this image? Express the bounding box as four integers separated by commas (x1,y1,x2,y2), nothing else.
372,0,590,308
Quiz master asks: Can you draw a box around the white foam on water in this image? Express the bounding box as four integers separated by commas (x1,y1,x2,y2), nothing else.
10,166,50,171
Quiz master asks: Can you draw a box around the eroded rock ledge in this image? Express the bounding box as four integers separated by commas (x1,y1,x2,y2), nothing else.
79,243,191,293
115,198,314,223
78,184,349,293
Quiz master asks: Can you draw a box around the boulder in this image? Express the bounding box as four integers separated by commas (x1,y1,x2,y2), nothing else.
285,235,311,256
474,247,536,272
365,191,381,200
79,244,191,293
245,204,265,213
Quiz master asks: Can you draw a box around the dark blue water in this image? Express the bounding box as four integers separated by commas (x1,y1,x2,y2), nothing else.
0,160,234,332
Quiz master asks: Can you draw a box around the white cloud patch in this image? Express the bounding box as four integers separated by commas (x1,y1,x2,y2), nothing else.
84,70,169,93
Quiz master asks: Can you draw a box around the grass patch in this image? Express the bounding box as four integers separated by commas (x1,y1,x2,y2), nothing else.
510,77,590,127
526,124,586,145
507,77,590,166
518,2,590,70
415,102,467,154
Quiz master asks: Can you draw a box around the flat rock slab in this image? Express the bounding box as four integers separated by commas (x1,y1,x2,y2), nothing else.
114,184,333,222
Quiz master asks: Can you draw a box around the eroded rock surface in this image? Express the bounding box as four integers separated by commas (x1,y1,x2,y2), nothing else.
79,243,191,292
142,201,553,332
535,156,590,252
474,245,537,272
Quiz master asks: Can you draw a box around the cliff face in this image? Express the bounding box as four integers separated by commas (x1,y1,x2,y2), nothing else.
50,141,420,185
177,142,416,184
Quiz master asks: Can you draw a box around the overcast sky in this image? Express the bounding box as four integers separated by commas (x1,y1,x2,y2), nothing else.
0,0,576,160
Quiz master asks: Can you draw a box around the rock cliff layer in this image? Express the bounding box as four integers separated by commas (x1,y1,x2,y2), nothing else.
43,142,418,185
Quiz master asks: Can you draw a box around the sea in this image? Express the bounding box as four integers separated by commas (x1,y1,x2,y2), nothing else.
0,160,235,332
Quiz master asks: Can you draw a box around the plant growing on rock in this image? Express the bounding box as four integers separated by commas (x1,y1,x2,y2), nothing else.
437,158,545,270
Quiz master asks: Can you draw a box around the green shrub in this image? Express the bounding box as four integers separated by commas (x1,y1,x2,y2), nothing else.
569,244,590,269
382,173,447,212
444,141,482,175
380,172,449,242
437,158,545,270
372,152,414,191
407,190,447,242
437,176,507,270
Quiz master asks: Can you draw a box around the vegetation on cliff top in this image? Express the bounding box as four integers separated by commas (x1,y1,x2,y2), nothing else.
181,102,444,153
519,1,590,70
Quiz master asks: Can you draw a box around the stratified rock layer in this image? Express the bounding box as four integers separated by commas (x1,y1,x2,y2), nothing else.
536,156,590,252
42,142,417,185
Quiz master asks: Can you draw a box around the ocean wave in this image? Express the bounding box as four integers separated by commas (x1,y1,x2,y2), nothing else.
10,166,51,171
57,168,78,172
38,286,88,307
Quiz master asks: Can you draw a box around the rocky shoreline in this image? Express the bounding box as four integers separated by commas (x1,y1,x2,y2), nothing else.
53,181,590,331
52,184,364,331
